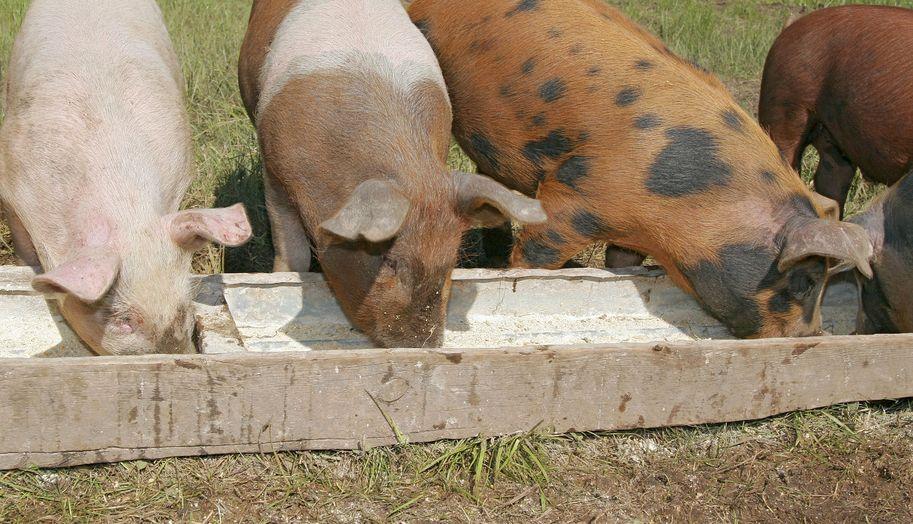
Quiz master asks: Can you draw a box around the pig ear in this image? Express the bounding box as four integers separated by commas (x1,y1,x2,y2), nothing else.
778,219,874,279
453,171,548,227
167,203,253,251
810,192,840,221
320,179,411,243
32,248,121,303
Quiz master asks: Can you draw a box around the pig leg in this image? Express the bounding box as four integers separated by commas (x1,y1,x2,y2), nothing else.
605,246,646,268
477,224,513,268
811,128,856,217
509,210,607,270
264,173,311,272
759,101,813,171
1,202,40,266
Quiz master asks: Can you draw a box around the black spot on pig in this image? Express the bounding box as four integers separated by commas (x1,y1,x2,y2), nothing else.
615,87,642,107
686,243,827,337
570,43,584,55
505,0,539,17
646,127,732,197
578,131,590,142
532,113,547,127
723,109,744,132
500,85,514,98
587,66,601,76
539,78,567,103
680,244,781,337
522,58,536,75
548,27,563,38
635,114,661,130
522,239,560,266
523,130,574,165
767,288,792,314
571,210,610,237
761,170,777,184
635,59,655,71
469,133,501,173
555,156,591,189
546,230,567,245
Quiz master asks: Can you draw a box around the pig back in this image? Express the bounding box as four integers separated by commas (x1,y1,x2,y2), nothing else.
251,0,447,123
0,0,193,264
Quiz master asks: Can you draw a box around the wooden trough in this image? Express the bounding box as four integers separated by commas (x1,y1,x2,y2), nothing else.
0,265,910,470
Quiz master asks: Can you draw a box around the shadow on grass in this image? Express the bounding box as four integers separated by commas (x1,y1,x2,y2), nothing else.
213,153,275,274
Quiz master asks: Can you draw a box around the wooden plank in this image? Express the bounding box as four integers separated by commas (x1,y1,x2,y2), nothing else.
1,334,911,470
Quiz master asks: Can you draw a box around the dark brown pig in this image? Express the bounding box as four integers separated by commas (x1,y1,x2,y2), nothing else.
759,6,913,215
238,0,546,348
409,0,874,338
851,171,913,333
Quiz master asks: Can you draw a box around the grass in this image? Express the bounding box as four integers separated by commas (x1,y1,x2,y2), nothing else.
2,0,913,521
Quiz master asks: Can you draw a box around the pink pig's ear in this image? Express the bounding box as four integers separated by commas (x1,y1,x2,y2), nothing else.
167,203,253,251
32,248,121,303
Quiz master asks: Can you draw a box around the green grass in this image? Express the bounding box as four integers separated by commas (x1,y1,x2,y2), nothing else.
2,0,913,521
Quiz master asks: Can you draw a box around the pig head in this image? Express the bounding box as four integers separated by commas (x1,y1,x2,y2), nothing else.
316,173,545,348
851,173,913,334
27,205,252,355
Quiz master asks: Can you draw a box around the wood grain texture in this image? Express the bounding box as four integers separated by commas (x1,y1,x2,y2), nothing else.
1,334,911,470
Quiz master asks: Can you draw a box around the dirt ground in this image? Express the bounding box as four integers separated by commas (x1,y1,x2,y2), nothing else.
2,401,911,522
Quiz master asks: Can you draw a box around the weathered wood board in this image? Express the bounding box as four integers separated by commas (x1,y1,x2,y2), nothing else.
1,335,911,470
0,265,907,471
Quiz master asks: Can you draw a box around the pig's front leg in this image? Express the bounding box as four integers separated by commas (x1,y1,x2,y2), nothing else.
2,201,39,267
264,172,311,272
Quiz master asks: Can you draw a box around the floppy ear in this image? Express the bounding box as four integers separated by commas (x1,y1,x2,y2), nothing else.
778,218,874,279
453,171,548,227
810,192,840,221
167,203,253,251
320,179,411,243
32,248,121,303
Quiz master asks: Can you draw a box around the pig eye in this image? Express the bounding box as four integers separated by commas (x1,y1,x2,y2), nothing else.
788,271,818,300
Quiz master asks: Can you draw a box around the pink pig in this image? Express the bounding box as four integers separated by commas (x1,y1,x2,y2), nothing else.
0,0,252,355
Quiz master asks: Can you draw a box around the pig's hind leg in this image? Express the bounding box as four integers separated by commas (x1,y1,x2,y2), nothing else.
1,202,40,267
604,246,645,268
264,173,312,273
810,127,856,217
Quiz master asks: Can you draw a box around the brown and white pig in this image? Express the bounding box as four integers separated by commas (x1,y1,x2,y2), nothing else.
238,0,546,348
0,0,253,355
409,0,874,338
851,171,913,334
759,6,913,216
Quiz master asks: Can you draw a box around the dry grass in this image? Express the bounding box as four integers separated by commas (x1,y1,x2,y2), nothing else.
2,0,913,521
